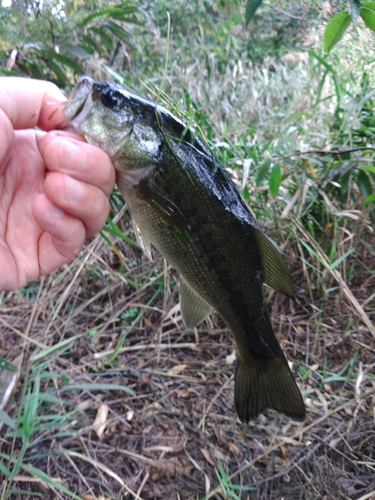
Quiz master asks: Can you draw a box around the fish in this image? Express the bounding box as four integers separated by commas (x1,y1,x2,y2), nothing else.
64,76,306,423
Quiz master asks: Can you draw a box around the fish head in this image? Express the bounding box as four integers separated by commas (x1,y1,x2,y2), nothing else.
64,76,162,184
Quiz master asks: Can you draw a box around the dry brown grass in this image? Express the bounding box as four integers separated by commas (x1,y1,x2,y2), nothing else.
1,201,374,499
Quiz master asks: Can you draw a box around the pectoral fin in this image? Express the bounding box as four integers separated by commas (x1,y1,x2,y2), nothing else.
132,219,152,261
180,279,212,330
136,181,190,242
251,227,294,299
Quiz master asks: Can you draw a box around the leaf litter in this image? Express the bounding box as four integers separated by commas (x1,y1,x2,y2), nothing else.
0,209,374,500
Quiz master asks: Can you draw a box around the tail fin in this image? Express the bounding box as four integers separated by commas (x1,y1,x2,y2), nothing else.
235,355,305,423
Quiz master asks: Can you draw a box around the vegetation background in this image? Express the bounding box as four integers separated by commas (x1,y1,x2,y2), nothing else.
0,0,374,499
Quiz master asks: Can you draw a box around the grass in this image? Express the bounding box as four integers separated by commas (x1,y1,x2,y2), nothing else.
1,231,374,498
1,2,375,499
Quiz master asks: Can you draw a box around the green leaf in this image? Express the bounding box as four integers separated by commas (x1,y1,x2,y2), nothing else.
256,158,271,185
103,64,126,84
241,184,251,201
245,0,262,25
61,44,92,61
102,20,132,44
357,169,372,197
360,6,375,31
362,193,375,207
82,34,102,55
0,68,20,76
46,60,69,87
361,1,375,9
323,11,352,51
329,248,355,270
309,49,337,72
112,16,143,26
0,409,16,429
269,163,281,196
115,5,139,15
25,61,44,80
79,7,133,27
48,52,83,73
0,458,11,476
22,377,40,441
0,357,18,372
30,332,86,362
350,0,362,22
362,164,375,175
102,217,138,247
91,27,114,52
22,464,82,500
79,44,94,56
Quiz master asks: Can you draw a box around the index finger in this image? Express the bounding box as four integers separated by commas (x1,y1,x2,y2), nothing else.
0,77,67,131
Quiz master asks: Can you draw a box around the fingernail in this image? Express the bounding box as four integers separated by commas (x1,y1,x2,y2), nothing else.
65,175,85,201
50,201,64,217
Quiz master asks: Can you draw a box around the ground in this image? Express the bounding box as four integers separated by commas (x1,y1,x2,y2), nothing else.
0,216,375,500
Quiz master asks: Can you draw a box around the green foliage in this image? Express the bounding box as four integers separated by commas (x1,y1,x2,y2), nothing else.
245,0,263,25
214,459,256,499
243,1,375,53
1,0,373,246
78,5,140,27
323,11,352,51
361,1,375,30
0,0,142,88
269,163,282,196
323,1,375,51
0,357,18,372
1,336,134,498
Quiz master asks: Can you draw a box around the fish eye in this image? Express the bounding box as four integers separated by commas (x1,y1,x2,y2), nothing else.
100,89,124,109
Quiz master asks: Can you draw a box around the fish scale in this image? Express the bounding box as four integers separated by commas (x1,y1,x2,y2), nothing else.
65,76,306,423
118,150,276,360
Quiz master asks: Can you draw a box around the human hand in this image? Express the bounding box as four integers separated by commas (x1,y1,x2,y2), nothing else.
0,77,115,291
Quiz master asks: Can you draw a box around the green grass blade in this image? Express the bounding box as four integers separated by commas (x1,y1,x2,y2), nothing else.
0,358,18,372
0,409,16,429
329,248,355,270
21,464,82,499
30,333,86,362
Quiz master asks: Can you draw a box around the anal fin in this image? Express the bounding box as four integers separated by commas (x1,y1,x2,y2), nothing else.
180,279,212,330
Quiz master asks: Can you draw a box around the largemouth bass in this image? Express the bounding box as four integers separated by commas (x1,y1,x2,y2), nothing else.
64,76,305,423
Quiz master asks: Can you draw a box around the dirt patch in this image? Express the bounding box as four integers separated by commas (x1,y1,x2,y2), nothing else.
1,229,374,499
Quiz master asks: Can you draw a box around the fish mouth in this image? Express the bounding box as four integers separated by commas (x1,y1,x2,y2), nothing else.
64,76,94,122
64,76,134,158
69,99,85,120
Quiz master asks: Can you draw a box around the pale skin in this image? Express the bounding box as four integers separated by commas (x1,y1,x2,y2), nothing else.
0,77,115,291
